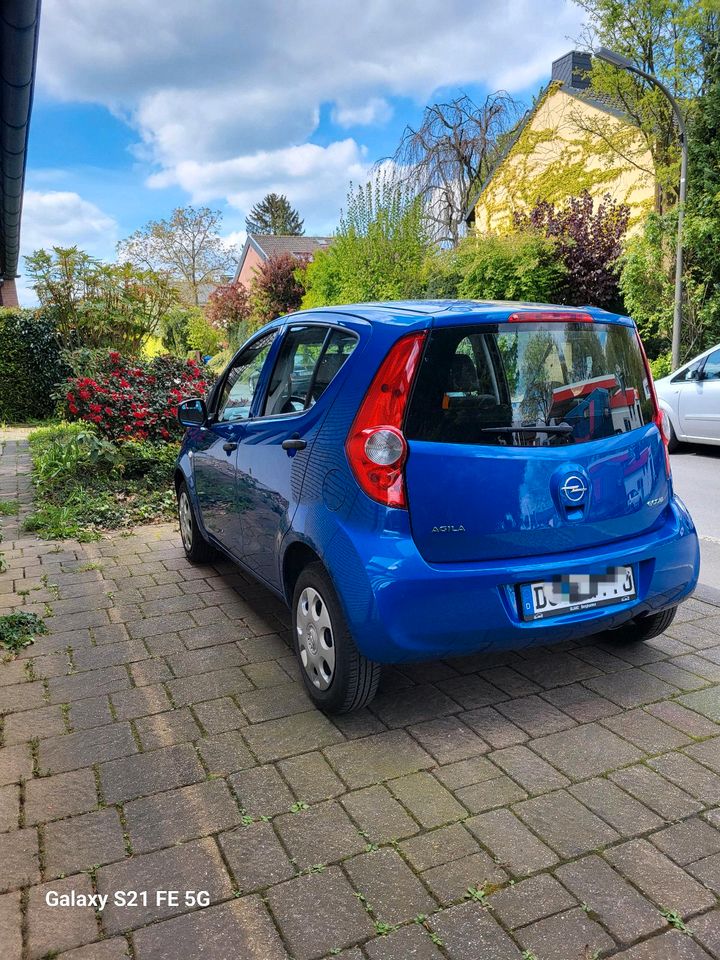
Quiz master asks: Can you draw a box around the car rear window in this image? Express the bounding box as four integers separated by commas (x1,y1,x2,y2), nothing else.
405,322,654,446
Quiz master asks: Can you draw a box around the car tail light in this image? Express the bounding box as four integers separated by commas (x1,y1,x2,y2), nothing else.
507,311,594,323
635,329,672,479
345,332,426,508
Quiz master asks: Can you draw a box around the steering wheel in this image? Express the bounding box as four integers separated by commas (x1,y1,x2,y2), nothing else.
281,394,307,414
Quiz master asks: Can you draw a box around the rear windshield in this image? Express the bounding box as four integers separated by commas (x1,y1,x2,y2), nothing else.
405,322,653,447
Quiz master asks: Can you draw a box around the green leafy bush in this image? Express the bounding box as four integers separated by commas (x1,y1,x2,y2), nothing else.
0,309,66,421
186,308,223,355
0,612,47,652
649,352,673,380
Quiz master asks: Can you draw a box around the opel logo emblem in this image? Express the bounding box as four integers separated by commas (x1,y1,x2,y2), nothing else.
561,475,587,503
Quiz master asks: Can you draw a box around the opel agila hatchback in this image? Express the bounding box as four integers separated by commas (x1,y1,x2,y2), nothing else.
175,301,700,713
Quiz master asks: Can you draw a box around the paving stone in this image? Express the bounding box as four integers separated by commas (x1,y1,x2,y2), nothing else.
132,896,287,960
490,745,569,794
125,780,241,852
648,753,720,804
110,683,172,720
38,724,138,775
0,891,21,960
275,799,366,868
606,838,716,915
689,852,720,894
651,817,720,865
465,808,558,877
609,765,704,820
369,685,462,728
237,681,314,723
673,654,720,681
219,820,295,891
556,854,665,944
98,837,234,933
167,643,247,678
531,721,643,780
407,716,489,764
229,763,295,817
196,730,255,774
611,930,714,959
68,694,114,730
192,696,246,734
44,807,126,877
56,937,131,959
48,666,130,704
515,650,601,687
0,743,32,785
568,777,664,836
400,823,480,872
278,751,344,802
242,660,292,688
243,710,344,763
495,695,576,737
585,668,679,707
0,784,19,832
72,639,149,672
644,659,711,690
325,730,433,789
686,737,720,774
340,784,419,844
541,681,622,722
24,768,98,824
100,742,205,803
345,848,437,923
690,910,720,957
388,771,467,828
428,900,522,959
167,666,253,706
26,875,99,959
129,658,173,686
0,830,40,893
602,707,692,753
460,706,529,747
126,612,195,639
514,789,619,858
436,674,505,709
515,907,614,960
482,665,541,697
455,775,527,813
134,707,202,749
488,873,575,929
364,924,445,960
0,680,50,714
433,756,499,791
2,703,66,744
266,867,375,960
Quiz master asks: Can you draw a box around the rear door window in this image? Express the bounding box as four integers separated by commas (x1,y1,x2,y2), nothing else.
405,322,654,446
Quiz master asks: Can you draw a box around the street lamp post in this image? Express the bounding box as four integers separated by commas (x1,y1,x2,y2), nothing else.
595,46,688,372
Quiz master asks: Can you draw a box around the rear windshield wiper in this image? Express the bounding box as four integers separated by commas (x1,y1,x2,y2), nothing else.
481,424,574,435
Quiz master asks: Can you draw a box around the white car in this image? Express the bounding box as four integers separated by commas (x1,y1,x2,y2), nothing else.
655,343,720,449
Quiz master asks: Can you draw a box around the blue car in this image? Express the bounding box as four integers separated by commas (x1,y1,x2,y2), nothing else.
175,301,700,713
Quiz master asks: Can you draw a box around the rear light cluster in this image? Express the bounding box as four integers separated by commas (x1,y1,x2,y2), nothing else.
635,330,672,479
345,332,426,508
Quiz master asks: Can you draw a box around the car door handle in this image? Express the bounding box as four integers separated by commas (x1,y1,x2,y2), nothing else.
282,438,307,451
222,442,238,453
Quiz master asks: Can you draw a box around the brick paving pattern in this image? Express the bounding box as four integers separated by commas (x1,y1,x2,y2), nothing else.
1,425,720,959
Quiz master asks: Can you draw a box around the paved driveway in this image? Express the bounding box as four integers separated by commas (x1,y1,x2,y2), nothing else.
2,427,720,960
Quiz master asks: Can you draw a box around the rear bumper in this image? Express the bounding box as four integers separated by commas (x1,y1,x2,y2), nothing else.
333,496,699,663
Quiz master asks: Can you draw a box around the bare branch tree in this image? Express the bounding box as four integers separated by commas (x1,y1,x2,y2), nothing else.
384,92,525,246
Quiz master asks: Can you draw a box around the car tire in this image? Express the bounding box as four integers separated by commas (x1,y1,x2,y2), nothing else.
177,480,217,564
666,420,680,453
292,561,381,714
609,605,677,644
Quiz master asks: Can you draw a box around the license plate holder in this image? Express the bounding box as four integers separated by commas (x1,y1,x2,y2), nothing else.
518,566,636,621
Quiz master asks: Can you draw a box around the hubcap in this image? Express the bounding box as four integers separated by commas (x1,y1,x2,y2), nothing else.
178,491,193,552
296,586,335,690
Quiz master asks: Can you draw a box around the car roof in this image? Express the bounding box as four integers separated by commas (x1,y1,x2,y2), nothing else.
285,299,632,327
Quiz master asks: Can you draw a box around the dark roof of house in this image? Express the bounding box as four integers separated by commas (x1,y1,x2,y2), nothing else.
1,0,41,281
464,50,630,226
234,234,333,282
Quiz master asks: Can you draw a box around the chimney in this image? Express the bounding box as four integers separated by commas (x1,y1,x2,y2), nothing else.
551,50,592,90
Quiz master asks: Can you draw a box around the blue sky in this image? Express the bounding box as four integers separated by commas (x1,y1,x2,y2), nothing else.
20,0,586,301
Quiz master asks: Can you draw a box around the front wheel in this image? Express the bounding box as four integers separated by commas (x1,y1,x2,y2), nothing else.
609,606,677,644
292,562,381,714
177,481,217,564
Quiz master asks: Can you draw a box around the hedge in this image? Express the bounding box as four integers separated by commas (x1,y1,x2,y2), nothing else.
0,309,66,422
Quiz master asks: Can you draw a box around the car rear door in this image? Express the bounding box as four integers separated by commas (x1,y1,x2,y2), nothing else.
679,347,720,441
403,314,670,564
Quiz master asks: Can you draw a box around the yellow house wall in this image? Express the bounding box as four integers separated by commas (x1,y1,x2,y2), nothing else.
473,85,655,234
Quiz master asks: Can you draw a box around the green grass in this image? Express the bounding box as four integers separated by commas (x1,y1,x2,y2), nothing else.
0,499,19,516
24,422,179,540
0,612,48,653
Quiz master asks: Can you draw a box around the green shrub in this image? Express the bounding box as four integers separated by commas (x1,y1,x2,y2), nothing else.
0,309,66,421
0,612,47,652
649,352,673,380
186,308,223,355
456,232,567,303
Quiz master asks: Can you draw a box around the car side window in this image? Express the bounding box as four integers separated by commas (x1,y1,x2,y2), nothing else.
263,326,358,416
703,348,720,380
216,333,276,422
672,361,703,383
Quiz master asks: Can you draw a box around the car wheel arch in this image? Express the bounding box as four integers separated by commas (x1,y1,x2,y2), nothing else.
282,540,324,605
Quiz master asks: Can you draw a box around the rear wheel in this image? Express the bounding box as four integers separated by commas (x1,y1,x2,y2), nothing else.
292,562,381,713
177,481,216,563
609,606,677,644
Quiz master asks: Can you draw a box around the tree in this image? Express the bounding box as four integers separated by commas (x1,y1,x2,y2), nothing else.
302,178,430,307
205,280,251,332
455,232,567,303
248,254,307,331
387,93,523,245
118,206,236,306
24,246,178,354
515,191,630,308
575,0,717,212
245,193,304,235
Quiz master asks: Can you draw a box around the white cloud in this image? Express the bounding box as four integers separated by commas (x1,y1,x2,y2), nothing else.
36,0,585,230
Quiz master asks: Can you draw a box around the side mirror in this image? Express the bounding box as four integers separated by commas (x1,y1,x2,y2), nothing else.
177,397,208,427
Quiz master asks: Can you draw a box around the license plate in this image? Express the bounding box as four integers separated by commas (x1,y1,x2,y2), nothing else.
519,566,636,621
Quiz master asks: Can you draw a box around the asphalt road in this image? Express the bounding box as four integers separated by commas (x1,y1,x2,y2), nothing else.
669,441,720,603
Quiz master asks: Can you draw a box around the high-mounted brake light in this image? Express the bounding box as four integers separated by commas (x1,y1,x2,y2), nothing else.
507,311,594,323
635,329,672,479
345,332,426,508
